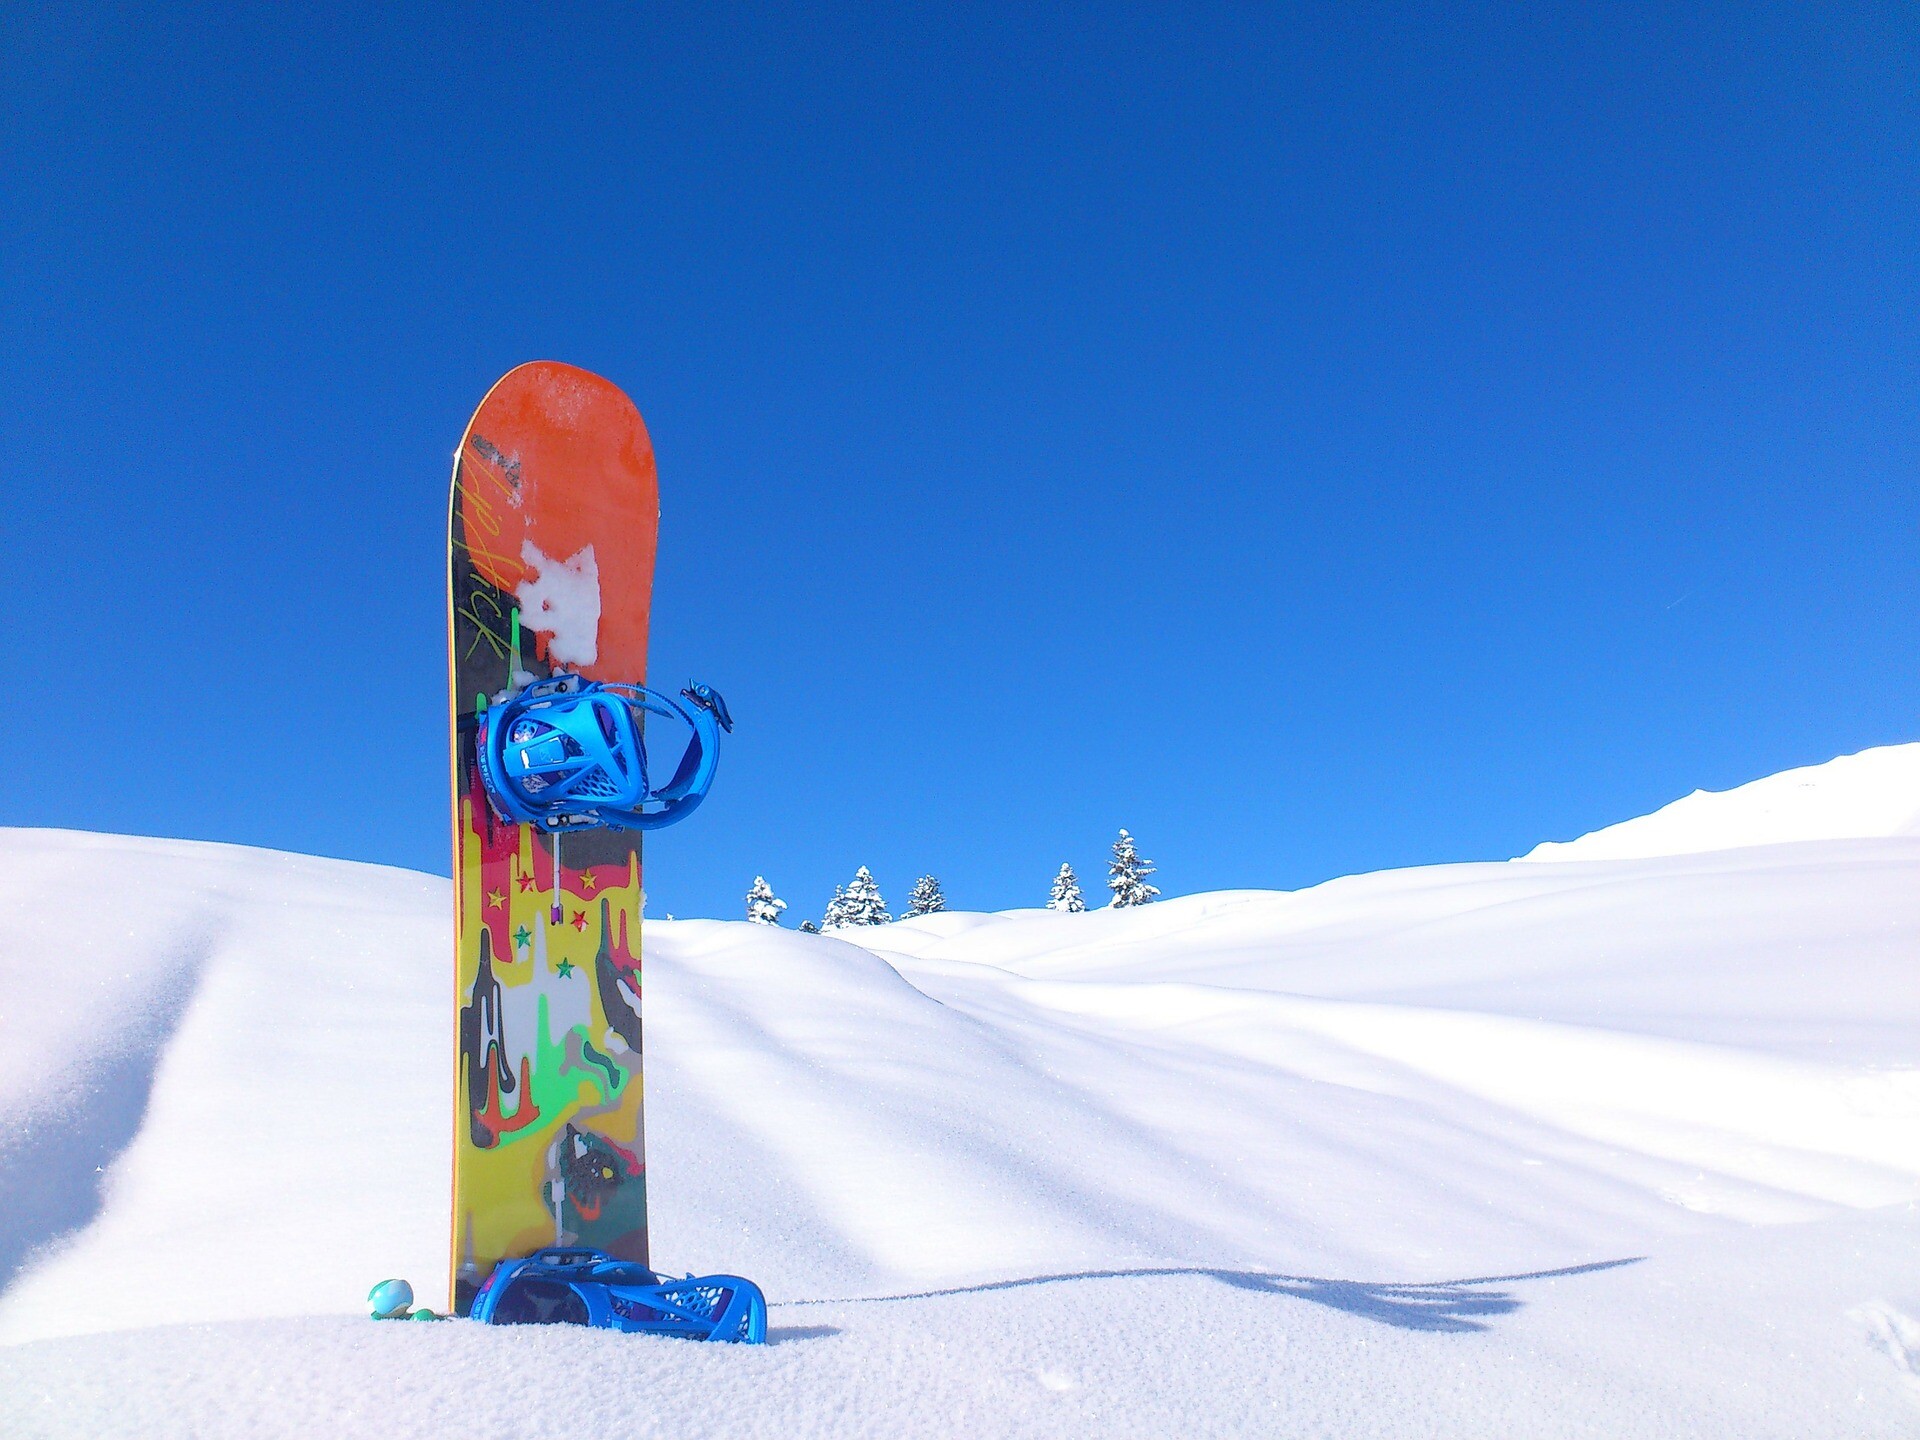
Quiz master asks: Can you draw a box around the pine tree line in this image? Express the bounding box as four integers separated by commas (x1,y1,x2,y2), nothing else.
1106,829,1159,907
745,875,785,924
742,830,1158,927
1048,863,1085,912
907,874,945,916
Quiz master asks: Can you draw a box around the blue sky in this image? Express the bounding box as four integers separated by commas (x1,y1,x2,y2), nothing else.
6,4,1916,920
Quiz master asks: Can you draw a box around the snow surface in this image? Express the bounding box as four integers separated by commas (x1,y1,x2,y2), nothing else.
4,745,1920,1436
1520,741,1920,861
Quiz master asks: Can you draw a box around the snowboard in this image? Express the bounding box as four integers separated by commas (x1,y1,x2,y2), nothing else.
447,361,659,1315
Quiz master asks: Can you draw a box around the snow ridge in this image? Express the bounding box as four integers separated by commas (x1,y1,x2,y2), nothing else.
1521,741,1920,862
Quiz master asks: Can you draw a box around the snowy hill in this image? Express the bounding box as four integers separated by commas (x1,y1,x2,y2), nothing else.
3,748,1920,1436
1520,741,1920,861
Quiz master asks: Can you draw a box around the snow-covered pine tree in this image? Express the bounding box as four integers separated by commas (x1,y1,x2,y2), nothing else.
1107,829,1159,907
745,875,787,925
907,874,946,916
1047,862,1086,912
821,885,851,929
798,919,821,934
834,866,892,926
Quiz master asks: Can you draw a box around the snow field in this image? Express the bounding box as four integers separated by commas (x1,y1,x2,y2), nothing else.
3,742,1920,1434
1520,741,1920,861
3,1214,1917,1439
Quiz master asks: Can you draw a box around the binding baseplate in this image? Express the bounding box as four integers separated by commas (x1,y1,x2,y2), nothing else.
476,674,729,834
470,1246,767,1343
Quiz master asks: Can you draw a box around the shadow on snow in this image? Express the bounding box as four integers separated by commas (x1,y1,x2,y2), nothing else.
781,1258,1643,1334
0,921,221,1298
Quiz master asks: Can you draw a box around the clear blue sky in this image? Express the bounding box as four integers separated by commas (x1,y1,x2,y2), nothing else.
6,4,1916,921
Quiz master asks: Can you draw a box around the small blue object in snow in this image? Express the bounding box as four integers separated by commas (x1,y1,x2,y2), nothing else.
368,1277,414,1319
477,674,728,834
368,1277,446,1321
470,1247,767,1343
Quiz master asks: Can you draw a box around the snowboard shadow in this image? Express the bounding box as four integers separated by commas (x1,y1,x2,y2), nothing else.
785,1257,1642,1334
766,1323,842,1344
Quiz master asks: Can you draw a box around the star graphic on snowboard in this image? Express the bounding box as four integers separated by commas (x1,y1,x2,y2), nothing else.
516,873,536,892
514,925,532,948
579,871,599,892
555,958,576,978
486,889,505,910
571,910,588,931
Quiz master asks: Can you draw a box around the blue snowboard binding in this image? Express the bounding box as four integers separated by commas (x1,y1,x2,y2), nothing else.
470,1247,767,1343
477,674,731,833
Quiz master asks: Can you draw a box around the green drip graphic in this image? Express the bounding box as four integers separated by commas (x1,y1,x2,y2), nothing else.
510,606,522,676
522,994,622,1133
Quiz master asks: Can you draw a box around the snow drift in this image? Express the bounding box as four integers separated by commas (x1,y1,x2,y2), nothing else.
3,744,1919,1437
1520,741,1920,861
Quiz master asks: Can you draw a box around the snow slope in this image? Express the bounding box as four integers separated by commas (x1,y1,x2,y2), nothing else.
1520,741,1920,861
3,745,1920,1436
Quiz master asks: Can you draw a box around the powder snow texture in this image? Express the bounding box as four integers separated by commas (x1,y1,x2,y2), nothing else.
3,744,1920,1435
1520,741,1920,861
